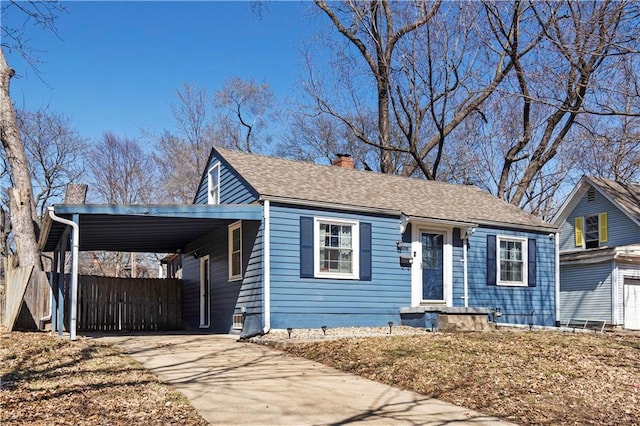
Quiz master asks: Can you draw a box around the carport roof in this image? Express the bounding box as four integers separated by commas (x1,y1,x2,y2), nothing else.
39,204,263,253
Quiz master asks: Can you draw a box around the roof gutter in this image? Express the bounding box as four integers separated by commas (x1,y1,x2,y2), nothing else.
260,195,401,217
404,215,479,229
47,207,79,341
468,218,558,233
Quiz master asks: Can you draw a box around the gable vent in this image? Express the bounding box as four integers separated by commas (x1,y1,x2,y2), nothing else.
587,188,595,202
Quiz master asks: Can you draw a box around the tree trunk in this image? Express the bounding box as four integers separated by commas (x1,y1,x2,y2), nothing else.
0,48,42,270
8,188,41,269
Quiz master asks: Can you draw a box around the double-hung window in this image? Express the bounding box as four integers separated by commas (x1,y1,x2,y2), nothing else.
497,236,527,286
584,214,600,249
314,218,359,279
575,212,608,249
208,163,220,205
228,221,242,281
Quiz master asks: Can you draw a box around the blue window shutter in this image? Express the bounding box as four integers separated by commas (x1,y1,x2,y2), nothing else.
452,228,463,248
300,217,314,278
360,222,372,281
528,238,537,287
487,235,497,286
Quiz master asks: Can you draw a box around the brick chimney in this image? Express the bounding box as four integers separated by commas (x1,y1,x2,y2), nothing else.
332,153,355,169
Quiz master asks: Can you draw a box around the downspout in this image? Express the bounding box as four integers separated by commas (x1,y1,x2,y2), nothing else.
47,207,80,340
555,232,560,327
461,227,476,308
462,238,469,308
262,200,271,334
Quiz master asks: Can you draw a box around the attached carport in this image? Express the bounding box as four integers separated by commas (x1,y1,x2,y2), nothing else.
39,203,264,340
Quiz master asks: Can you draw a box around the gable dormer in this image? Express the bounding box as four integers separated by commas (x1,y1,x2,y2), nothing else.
192,148,259,205
555,177,640,252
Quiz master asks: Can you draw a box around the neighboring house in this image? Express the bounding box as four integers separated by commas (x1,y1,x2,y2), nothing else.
180,148,558,335
553,176,640,330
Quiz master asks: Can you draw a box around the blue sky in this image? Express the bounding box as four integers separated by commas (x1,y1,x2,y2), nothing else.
4,1,323,143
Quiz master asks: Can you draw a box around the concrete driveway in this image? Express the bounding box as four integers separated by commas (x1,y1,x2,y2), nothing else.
92,333,514,425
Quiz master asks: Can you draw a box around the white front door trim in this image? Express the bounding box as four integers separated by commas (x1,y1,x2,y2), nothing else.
411,224,453,307
199,255,211,328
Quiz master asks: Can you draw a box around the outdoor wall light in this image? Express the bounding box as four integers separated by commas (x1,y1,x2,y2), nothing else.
192,251,200,259
396,240,403,249
464,227,477,239
287,327,293,339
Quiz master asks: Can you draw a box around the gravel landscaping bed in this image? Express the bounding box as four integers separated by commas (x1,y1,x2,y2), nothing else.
250,325,430,347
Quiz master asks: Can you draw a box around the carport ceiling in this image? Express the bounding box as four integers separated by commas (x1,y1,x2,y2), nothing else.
40,204,263,253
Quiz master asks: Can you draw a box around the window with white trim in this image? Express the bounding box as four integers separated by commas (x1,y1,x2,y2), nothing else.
497,236,528,286
314,217,360,279
228,221,242,281
208,163,220,205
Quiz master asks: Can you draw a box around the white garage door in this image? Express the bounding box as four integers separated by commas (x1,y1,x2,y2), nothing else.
624,278,640,330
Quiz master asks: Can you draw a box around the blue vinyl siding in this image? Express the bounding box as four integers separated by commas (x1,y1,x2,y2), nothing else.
560,261,613,323
268,204,409,328
181,220,263,333
193,151,258,205
465,227,556,326
180,254,200,329
559,186,640,252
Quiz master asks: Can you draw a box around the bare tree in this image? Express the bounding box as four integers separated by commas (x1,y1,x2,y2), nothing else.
311,0,441,174
16,108,87,218
90,132,156,204
213,77,274,153
153,83,213,203
493,1,640,208
171,82,212,175
575,56,640,183
309,0,640,215
578,118,640,184
88,132,158,277
309,1,544,179
0,1,65,268
276,108,378,169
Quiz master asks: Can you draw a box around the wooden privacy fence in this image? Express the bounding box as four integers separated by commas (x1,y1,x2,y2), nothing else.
3,265,49,331
78,275,181,331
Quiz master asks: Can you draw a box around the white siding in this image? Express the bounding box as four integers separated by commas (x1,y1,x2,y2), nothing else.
615,263,640,326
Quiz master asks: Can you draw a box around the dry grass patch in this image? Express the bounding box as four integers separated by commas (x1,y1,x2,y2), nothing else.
0,330,206,425
283,330,640,425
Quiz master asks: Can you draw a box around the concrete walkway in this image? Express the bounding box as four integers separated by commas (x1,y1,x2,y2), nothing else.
92,333,514,425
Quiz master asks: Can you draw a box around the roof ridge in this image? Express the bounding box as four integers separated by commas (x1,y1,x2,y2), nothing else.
589,175,640,190
215,146,485,192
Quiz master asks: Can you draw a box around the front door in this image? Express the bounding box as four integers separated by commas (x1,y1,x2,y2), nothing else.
200,255,210,328
422,232,444,301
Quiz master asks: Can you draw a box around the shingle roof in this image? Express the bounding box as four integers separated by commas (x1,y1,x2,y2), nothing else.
216,148,555,231
588,176,640,223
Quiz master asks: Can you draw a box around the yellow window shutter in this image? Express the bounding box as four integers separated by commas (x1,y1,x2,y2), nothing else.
575,217,583,247
599,212,608,243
